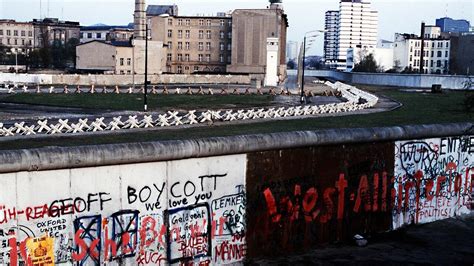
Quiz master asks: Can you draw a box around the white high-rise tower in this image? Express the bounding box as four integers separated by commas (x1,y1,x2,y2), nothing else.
324,0,378,70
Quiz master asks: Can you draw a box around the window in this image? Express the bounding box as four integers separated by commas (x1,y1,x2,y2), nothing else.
178,19,183,26
194,66,199,71
437,60,441,67
228,32,232,39
7,39,10,44
206,30,211,39
440,42,443,48
199,19,204,26
206,54,211,62
409,55,412,61
177,54,183,61
228,20,232,27
22,39,25,45
97,33,102,38
0,30,3,35
199,30,204,39
198,54,203,62
220,54,224,63
127,70,131,75
206,42,211,50
207,20,211,26
167,30,172,38
177,65,183,73
178,30,183,38
127,58,131,66
220,20,225,27
6,30,11,36
21,31,25,37
29,40,32,45
227,55,231,63
168,19,173,26
227,43,231,51
220,31,224,39
80,33,84,38
431,60,433,67
185,19,190,26
198,42,203,51
87,33,92,38
14,39,17,45
431,51,434,57
185,42,190,50
120,70,125,75
178,42,183,49
446,42,449,48
220,42,224,51
167,41,172,49
445,51,448,57
437,51,442,57
185,30,190,39
185,54,190,62
167,53,172,61
120,58,124,66
14,30,18,36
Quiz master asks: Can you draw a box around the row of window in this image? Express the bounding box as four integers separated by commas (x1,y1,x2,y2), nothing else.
119,58,132,66
168,29,231,39
174,41,231,51
169,18,231,27
0,29,33,37
0,38,32,46
411,50,448,58
412,41,449,48
119,70,132,75
410,59,448,68
167,53,230,63
81,32,105,39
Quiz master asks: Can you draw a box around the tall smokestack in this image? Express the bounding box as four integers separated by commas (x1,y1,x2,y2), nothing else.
134,0,146,40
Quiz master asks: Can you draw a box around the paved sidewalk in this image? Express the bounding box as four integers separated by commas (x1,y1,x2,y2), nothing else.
247,214,474,266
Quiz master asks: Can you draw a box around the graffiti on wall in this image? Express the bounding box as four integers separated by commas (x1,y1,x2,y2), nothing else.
245,143,395,257
0,155,247,265
393,136,473,229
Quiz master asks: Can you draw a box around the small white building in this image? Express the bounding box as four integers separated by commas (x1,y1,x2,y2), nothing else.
346,45,394,72
76,40,165,75
393,26,451,74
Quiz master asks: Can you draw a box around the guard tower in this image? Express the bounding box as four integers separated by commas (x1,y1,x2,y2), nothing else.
270,0,283,10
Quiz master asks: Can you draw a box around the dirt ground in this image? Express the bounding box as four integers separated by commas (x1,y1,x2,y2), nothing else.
247,213,474,266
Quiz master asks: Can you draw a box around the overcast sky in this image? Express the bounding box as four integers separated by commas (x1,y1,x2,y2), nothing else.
1,0,472,55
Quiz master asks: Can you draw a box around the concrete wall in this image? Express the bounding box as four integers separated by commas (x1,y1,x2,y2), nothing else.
293,69,474,90
76,42,116,72
0,124,472,265
0,73,251,86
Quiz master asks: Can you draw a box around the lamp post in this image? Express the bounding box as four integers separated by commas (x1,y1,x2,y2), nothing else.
300,30,325,104
144,22,149,112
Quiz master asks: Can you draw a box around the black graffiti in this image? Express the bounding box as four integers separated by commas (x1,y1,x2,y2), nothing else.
110,210,139,260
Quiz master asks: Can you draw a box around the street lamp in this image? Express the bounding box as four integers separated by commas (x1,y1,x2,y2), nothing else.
299,30,325,104
144,13,169,112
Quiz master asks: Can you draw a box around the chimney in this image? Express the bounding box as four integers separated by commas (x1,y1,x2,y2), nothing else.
134,0,146,40
420,22,425,74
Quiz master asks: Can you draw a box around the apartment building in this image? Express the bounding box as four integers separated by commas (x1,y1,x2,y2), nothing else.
32,18,80,48
0,19,34,53
148,6,232,74
393,26,451,74
324,0,378,70
80,25,134,43
228,2,288,80
324,11,339,68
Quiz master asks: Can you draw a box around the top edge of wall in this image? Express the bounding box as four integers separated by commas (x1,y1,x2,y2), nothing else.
0,123,472,174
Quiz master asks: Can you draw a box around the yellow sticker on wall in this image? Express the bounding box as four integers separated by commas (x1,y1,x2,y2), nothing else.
26,235,55,265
